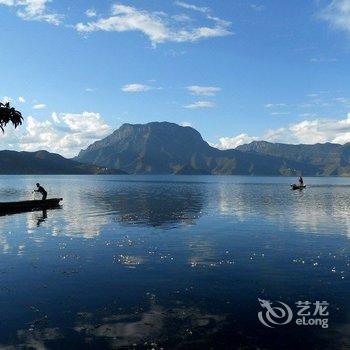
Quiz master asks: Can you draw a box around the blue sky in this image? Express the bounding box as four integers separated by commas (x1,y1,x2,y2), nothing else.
1,0,350,156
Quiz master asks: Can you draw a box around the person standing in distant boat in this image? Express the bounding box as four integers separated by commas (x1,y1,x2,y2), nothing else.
298,176,304,186
34,183,47,200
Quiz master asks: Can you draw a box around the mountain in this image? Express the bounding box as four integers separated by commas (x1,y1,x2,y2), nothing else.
0,150,126,175
7,124,350,176
175,164,211,175
236,141,350,176
76,122,319,175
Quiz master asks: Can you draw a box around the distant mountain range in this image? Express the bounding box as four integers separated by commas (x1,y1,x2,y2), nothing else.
0,150,126,175
75,122,320,176
3,122,350,176
236,141,350,176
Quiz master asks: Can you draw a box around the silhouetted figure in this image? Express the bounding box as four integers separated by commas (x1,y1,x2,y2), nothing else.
35,183,47,200
37,210,47,227
298,176,304,186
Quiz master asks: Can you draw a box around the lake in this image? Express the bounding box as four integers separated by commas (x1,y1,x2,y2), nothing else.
0,175,349,349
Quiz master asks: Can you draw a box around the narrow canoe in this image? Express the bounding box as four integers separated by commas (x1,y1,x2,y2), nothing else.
0,198,63,215
291,184,306,190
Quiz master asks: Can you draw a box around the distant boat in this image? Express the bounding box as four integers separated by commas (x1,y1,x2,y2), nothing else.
0,198,63,215
291,184,306,190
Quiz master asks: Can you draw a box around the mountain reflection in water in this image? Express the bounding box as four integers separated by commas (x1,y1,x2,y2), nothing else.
91,183,205,227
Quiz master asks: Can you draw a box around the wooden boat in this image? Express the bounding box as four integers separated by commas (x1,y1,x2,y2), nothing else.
291,184,306,190
0,198,63,215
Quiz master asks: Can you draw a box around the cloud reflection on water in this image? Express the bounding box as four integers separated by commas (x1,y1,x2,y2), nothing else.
2,178,350,243
0,299,227,349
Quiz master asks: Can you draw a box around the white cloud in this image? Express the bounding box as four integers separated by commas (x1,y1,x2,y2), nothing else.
215,113,350,149
184,100,215,109
75,3,231,45
206,14,231,27
0,0,62,25
181,121,192,127
0,0,15,5
319,0,350,34
264,103,286,108
299,113,317,118
270,111,290,116
250,4,265,12
310,57,338,62
33,103,46,110
217,133,259,149
0,111,111,157
172,13,192,22
51,112,60,123
1,96,13,104
334,97,350,104
18,96,25,103
186,85,221,96
121,83,151,92
174,1,210,14
85,8,97,18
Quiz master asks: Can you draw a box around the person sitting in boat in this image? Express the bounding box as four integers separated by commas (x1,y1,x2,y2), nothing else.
298,176,304,186
34,183,47,200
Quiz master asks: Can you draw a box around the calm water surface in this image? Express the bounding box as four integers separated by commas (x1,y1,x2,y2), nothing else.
0,175,349,349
